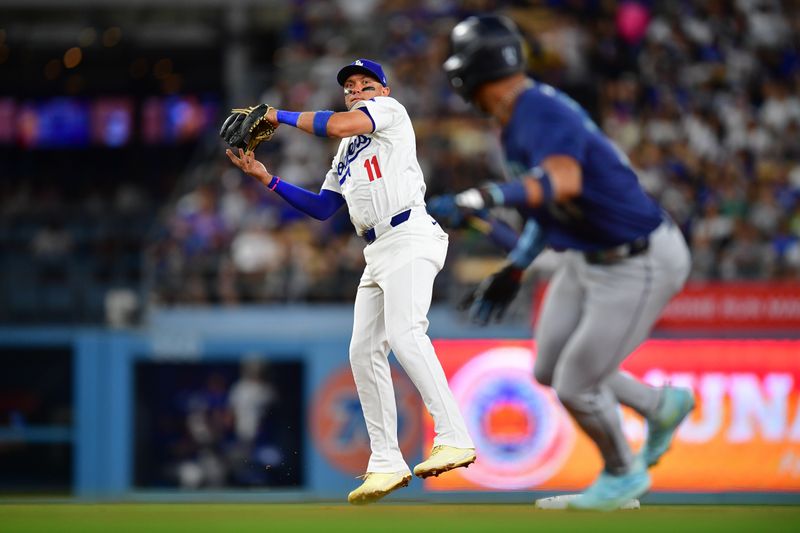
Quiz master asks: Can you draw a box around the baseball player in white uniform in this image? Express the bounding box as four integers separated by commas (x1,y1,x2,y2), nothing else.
225,59,475,504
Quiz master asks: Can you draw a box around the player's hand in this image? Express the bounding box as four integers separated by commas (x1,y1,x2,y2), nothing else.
460,264,523,325
226,148,272,187
427,194,468,228
264,106,279,128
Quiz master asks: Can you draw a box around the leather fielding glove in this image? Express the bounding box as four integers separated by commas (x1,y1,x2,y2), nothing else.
220,103,276,152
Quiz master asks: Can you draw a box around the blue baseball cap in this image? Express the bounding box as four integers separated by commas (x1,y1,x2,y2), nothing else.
336,59,388,87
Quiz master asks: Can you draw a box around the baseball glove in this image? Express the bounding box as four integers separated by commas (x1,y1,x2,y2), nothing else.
219,103,276,152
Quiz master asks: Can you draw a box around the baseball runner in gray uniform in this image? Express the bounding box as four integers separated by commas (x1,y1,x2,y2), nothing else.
430,15,696,510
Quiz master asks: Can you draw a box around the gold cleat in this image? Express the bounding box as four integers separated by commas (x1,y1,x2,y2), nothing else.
347,471,412,505
413,445,476,479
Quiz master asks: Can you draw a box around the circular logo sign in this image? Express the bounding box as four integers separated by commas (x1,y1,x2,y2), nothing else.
310,365,421,475
449,346,575,489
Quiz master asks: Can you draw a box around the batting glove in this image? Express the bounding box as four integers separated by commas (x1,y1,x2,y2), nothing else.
461,263,524,326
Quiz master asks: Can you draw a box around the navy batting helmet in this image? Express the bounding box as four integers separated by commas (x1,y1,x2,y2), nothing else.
443,14,526,100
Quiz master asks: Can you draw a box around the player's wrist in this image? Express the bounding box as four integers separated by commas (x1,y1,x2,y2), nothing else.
485,181,528,207
456,181,529,210
276,110,301,127
500,263,525,281
507,256,530,272
267,175,281,191
531,167,555,204
507,219,546,269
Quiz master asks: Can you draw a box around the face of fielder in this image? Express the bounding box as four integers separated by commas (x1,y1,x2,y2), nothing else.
343,74,390,110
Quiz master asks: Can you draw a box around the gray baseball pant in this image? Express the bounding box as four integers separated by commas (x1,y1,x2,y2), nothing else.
533,220,691,474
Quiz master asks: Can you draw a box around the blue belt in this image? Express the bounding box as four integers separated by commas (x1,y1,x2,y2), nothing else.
363,209,412,244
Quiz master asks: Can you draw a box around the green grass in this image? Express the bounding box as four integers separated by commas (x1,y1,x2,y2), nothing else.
1,503,799,533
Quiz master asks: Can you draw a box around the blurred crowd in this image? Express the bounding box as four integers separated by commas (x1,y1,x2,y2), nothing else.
150,0,800,306
1,147,184,322
4,0,800,315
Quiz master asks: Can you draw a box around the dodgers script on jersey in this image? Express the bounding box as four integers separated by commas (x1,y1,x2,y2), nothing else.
322,96,426,234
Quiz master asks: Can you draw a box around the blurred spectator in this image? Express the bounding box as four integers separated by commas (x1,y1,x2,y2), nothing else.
226,359,283,485
692,200,734,253
145,0,800,305
4,0,800,315
30,220,74,259
720,219,777,279
179,372,230,488
749,184,782,236
229,359,276,444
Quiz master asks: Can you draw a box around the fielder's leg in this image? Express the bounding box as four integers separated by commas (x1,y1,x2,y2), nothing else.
363,217,474,478
347,266,411,504
382,256,475,478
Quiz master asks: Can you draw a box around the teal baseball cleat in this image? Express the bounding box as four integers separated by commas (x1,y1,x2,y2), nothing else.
568,457,651,512
643,387,695,467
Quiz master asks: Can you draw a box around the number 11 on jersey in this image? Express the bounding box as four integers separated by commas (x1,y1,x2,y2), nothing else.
364,155,382,182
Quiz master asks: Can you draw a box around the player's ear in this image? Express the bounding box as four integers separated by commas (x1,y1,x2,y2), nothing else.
382,86,391,96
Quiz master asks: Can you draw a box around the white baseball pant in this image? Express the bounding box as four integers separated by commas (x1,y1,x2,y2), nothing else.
350,214,474,473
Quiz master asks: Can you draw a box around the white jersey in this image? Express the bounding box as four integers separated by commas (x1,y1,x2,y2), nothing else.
321,96,426,235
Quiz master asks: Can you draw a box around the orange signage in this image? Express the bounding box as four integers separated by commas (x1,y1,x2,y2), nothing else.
310,365,421,475
425,339,800,492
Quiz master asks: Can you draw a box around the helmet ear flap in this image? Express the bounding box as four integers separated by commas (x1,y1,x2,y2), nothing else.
442,54,469,98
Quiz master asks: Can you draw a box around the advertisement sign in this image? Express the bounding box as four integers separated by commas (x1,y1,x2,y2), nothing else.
425,339,800,492
656,283,800,330
310,365,421,475
533,283,800,331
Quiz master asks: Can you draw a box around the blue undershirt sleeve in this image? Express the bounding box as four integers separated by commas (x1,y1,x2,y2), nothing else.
485,217,520,252
272,179,346,220
507,219,547,269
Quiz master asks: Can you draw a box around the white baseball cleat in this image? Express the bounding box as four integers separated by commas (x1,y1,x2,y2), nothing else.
347,471,412,505
413,445,476,479
535,494,640,510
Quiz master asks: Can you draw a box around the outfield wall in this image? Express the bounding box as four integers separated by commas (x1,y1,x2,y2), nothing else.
1,305,799,503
